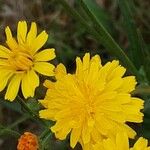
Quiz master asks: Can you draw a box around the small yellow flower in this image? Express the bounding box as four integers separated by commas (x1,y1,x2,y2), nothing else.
17,132,39,150
93,133,150,150
0,21,55,101
39,53,144,149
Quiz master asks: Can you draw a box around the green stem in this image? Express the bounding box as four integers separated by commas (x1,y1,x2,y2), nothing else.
132,86,150,95
0,125,20,138
39,128,50,139
41,131,52,150
8,115,29,129
17,96,47,127
58,0,142,81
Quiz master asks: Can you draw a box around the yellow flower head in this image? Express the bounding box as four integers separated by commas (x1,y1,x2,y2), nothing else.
0,21,55,101
93,133,150,150
17,132,39,150
39,53,144,149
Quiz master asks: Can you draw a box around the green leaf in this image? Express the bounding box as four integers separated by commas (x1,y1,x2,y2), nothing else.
118,0,147,69
58,0,142,81
16,96,49,127
137,30,150,83
79,0,142,81
0,98,21,113
77,0,115,35
26,98,41,113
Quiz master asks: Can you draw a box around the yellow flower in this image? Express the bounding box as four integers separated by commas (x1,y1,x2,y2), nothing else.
93,133,150,150
17,132,39,150
0,21,55,101
39,53,143,149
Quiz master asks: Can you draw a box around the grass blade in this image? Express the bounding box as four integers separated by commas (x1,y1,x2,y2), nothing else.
80,0,142,80
118,0,144,68
58,0,142,81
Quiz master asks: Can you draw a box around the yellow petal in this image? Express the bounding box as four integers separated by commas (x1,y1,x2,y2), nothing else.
51,120,72,140
0,69,13,91
82,124,91,144
56,125,71,140
118,76,137,93
75,57,83,79
34,62,55,76
86,54,101,83
133,137,148,149
55,63,67,80
39,109,55,120
103,138,116,150
122,124,136,139
5,74,22,101
34,48,56,61
31,31,48,54
115,94,131,104
17,21,27,44
21,70,39,98
5,26,18,50
116,133,129,150
108,66,126,81
28,70,39,95
43,80,55,89
70,127,81,148
131,97,144,109
93,142,104,150
26,22,37,45
39,99,50,108
82,53,90,75
106,78,123,91
0,59,10,66
0,45,11,58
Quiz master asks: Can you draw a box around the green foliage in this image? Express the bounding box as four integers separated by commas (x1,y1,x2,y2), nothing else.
118,0,143,68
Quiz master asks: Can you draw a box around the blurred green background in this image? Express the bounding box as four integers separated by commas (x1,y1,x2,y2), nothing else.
0,0,150,149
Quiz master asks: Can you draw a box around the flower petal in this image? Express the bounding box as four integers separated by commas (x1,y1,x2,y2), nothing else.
116,133,129,149
34,62,55,76
0,45,11,58
31,31,48,55
0,59,10,66
82,124,91,144
118,76,137,93
106,78,123,91
55,63,67,80
70,127,81,148
17,21,27,44
5,74,22,101
27,22,37,45
34,48,55,62
5,26,18,50
0,69,13,91
43,80,55,89
133,137,148,149
21,70,39,98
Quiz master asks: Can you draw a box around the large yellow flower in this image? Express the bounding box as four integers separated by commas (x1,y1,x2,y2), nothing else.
93,133,150,150
0,21,55,101
39,53,143,149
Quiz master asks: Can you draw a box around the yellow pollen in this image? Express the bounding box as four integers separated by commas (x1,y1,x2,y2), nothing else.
8,51,33,71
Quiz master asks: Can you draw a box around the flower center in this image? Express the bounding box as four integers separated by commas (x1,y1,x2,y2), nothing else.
8,51,33,71
85,104,94,115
